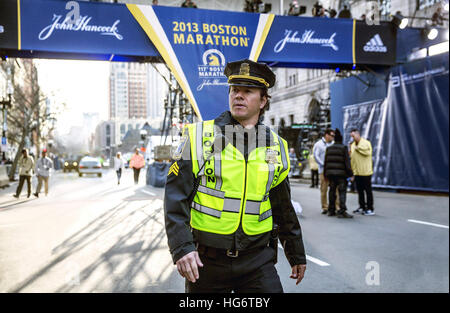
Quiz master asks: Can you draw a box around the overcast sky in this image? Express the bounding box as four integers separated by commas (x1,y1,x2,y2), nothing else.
35,59,110,135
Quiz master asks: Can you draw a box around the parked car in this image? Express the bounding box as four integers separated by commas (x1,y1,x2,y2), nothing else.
78,157,102,177
63,160,79,173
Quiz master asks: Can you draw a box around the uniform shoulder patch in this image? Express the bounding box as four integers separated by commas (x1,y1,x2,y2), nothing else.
168,161,179,176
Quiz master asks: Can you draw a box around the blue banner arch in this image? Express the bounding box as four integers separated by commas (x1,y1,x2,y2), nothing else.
0,0,398,120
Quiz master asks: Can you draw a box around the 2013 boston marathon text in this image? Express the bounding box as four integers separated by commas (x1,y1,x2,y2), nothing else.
179,296,271,311
172,21,250,47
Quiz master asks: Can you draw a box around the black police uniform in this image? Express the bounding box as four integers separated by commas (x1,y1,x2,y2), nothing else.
164,59,306,293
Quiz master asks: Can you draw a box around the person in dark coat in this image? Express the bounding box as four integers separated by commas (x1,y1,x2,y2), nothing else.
324,129,353,218
164,59,307,293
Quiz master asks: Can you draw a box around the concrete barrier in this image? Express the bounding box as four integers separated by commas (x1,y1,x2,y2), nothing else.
0,165,10,188
146,162,170,187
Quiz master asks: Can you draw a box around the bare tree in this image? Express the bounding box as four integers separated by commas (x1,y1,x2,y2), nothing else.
1,59,50,180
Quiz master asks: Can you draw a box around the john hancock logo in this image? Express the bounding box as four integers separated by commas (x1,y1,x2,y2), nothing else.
38,14,123,41
197,49,228,91
274,29,338,53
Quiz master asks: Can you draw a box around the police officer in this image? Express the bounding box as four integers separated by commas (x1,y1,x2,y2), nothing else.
164,59,306,293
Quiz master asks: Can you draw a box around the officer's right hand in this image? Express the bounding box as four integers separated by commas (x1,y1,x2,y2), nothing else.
176,251,204,283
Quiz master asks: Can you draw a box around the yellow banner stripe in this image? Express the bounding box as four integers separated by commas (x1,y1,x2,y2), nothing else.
254,14,275,62
352,19,356,65
17,0,21,50
126,4,202,120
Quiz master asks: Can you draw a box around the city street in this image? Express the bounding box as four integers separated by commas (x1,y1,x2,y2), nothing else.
0,169,448,293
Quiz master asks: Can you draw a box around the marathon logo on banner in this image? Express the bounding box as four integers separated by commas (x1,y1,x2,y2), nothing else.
354,21,396,65
127,4,274,120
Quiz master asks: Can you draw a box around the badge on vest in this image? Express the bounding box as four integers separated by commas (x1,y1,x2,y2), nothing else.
172,133,188,161
265,149,279,164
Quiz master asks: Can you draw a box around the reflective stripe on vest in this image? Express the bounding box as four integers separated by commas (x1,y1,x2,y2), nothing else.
187,120,290,236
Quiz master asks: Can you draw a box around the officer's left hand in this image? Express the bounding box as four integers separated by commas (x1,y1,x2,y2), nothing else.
290,264,306,285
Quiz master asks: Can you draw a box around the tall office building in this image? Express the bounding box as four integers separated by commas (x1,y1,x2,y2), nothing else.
128,62,148,119
109,62,128,120
110,62,148,120
108,61,167,147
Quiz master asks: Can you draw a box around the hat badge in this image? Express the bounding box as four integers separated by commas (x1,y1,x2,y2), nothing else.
239,63,250,76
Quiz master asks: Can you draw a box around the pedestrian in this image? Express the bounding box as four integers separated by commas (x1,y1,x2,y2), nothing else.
129,148,145,185
13,148,35,199
33,149,53,197
114,152,125,185
347,142,356,193
181,0,197,8
349,129,375,216
337,5,352,18
164,59,307,293
288,0,300,15
313,128,339,214
308,146,319,188
288,147,297,177
323,129,353,218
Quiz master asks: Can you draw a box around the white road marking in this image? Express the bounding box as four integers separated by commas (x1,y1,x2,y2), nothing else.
305,255,331,266
407,219,449,229
141,190,156,196
278,243,330,266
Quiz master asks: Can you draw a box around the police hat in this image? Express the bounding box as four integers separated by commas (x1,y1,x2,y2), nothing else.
224,59,276,89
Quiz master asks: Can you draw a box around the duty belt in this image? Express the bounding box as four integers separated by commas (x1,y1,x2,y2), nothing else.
197,244,265,259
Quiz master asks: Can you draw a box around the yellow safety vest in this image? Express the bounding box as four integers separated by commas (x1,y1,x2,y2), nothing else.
186,120,290,236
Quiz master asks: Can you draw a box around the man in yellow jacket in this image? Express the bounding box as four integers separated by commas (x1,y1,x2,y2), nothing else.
349,129,374,216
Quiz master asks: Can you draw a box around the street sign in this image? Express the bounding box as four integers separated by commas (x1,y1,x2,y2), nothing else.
291,124,315,129
1,137,6,145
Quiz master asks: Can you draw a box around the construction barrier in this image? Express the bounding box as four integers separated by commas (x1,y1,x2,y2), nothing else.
146,162,170,188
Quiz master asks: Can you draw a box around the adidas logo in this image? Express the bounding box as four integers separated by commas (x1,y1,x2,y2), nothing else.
363,34,387,53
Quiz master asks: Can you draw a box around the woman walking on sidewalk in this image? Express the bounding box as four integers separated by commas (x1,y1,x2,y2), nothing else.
129,149,145,185
114,152,125,185
13,149,35,199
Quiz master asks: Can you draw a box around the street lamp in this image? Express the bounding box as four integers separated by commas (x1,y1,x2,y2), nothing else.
422,24,439,40
392,12,409,29
0,81,13,158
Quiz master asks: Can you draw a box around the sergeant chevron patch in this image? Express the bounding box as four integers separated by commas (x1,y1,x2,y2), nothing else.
168,162,179,176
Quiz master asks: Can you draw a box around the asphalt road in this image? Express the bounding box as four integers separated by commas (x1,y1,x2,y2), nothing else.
0,169,448,293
